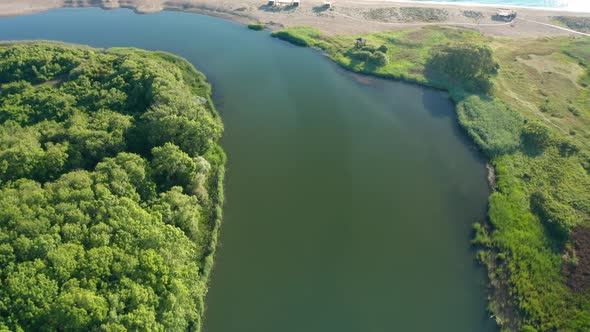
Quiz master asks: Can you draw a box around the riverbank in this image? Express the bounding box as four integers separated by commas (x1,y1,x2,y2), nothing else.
269,25,590,331
2,0,590,37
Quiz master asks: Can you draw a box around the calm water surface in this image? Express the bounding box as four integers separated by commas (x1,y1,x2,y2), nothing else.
0,8,496,332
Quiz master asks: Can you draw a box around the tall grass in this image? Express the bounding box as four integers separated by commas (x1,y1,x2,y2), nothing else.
248,22,265,31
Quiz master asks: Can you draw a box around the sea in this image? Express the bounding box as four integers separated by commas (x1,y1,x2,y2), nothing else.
411,0,590,12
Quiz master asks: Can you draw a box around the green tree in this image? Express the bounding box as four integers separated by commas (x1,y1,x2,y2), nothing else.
153,187,201,241
522,121,553,153
428,43,499,91
369,51,388,66
151,143,197,192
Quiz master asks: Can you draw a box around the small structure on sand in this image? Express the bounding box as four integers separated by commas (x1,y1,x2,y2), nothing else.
494,8,517,21
268,0,299,7
355,38,367,48
323,2,332,9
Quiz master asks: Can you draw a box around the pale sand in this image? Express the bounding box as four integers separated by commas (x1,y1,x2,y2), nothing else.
0,0,590,37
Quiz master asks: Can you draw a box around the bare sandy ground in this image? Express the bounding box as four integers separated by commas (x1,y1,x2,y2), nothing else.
1,0,590,37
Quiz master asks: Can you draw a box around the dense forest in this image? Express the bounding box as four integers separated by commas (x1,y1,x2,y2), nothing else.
0,43,225,331
272,26,590,331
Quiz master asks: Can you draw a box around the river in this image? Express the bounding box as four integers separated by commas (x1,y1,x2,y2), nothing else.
0,8,496,332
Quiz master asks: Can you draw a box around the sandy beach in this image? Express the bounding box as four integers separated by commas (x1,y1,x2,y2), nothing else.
0,0,589,37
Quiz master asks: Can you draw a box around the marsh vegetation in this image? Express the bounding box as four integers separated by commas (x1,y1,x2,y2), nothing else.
247,22,265,30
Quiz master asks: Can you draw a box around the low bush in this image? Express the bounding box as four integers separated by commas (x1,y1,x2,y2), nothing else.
349,50,372,61
272,31,309,46
472,223,491,246
248,22,265,31
568,105,581,117
399,7,448,22
463,10,484,20
522,121,553,153
369,51,388,66
531,191,579,240
456,96,523,157
270,27,322,48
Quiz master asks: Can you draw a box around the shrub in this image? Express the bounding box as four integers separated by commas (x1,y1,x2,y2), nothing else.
580,152,590,173
369,51,388,66
539,99,557,114
270,27,322,48
272,31,309,46
349,50,372,61
521,325,539,332
472,223,491,246
568,105,581,117
247,22,265,31
377,44,388,53
463,10,483,20
530,191,579,240
456,96,523,157
559,138,579,157
428,43,499,92
361,45,376,52
522,121,553,152
399,7,449,22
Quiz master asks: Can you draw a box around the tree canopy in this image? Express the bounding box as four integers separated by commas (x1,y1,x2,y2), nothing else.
428,43,499,92
0,43,225,332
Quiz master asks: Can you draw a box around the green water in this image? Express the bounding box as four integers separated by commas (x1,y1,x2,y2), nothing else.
0,8,496,332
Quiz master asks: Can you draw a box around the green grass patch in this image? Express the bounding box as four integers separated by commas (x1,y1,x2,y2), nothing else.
271,26,322,47
247,22,265,31
457,95,523,157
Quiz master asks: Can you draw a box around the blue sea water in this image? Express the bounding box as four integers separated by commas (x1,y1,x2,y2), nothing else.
411,0,590,12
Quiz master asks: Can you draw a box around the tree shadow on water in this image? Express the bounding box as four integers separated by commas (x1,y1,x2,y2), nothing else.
420,88,455,119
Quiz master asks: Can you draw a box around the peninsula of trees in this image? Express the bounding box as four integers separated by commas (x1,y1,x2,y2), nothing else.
0,43,225,331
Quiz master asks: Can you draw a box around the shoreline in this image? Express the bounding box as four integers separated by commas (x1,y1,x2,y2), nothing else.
1,0,590,37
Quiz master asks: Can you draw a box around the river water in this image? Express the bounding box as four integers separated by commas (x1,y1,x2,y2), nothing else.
0,8,496,332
